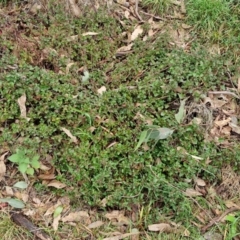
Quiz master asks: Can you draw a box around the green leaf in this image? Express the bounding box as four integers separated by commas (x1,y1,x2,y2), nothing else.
135,130,148,151
21,157,30,164
13,181,28,189
226,215,236,223
157,127,174,139
8,154,20,163
81,70,90,83
54,206,63,218
0,198,25,209
31,155,40,169
175,98,187,124
26,167,34,175
18,163,28,174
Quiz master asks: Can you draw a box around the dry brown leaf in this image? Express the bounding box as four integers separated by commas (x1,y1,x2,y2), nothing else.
184,188,202,197
62,211,90,223
131,25,143,41
105,210,120,220
225,200,240,209
47,180,66,189
82,32,99,36
52,214,61,231
68,0,81,17
117,213,131,225
0,152,7,181
195,178,206,187
97,86,107,95
181,23,191,29
87,220,104,229
38,173,55,180
17,94,30,121
66,62,75,74
67,35,78,42
60,127,78,143
124,10,130,19
5,186,14,196
116,44,133,53
148,223,172,232
214,117,231,128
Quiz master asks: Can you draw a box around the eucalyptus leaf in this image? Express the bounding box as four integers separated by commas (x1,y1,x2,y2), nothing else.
0,198,25,209
157,127,174,139
13,181,28,189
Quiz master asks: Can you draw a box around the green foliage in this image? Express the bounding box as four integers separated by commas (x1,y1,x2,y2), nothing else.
8,149,40,175
0,3,240,236
142,0,173,14
225,214,240,240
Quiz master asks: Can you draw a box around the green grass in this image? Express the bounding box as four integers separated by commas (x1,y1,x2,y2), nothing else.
1,0,240,239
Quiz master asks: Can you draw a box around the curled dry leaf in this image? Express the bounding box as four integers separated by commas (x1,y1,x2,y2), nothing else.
47,180,66,189
116,44,133,53
87,220,104,229
131,25,143,41
82,32,99,36
97,86,107,95
148,223,172,232
17,94,30,121
68,0,81,17
60,127,78,143
38,173,55,180
195,178,206,187
62,211,90,224
66,62,75,74
0,152,8,181
184,188,202,197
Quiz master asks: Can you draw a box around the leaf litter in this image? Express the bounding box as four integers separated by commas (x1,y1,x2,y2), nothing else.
1,0,240,239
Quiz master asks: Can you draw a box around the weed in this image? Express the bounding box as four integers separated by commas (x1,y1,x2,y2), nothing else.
8,149,40,175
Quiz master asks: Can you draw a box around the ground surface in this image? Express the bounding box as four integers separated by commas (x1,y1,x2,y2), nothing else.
0,0,240,239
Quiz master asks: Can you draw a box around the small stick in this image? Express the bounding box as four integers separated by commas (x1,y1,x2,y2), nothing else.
135,0,143,22
201,207,240,233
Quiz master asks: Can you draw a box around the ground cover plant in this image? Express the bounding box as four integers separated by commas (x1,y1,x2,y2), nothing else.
0,0,240,239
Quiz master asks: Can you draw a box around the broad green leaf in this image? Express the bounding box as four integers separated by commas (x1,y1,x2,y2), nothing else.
21,157,30,164
8,154,20,163
157,128,174,139
0,198,25,209
31,155,40,169
54,206,63,218
13,181,28,189
135,130,148,151
18,163,28,173
175,98,187,124
225,215,236,222
148,129,161,140
26,167,34,175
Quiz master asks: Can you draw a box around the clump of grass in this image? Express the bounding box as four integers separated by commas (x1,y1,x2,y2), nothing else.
142,0,173,15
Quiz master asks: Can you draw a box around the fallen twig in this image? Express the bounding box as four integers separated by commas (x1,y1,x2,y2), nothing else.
11,211,51,240
201,207,240,233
